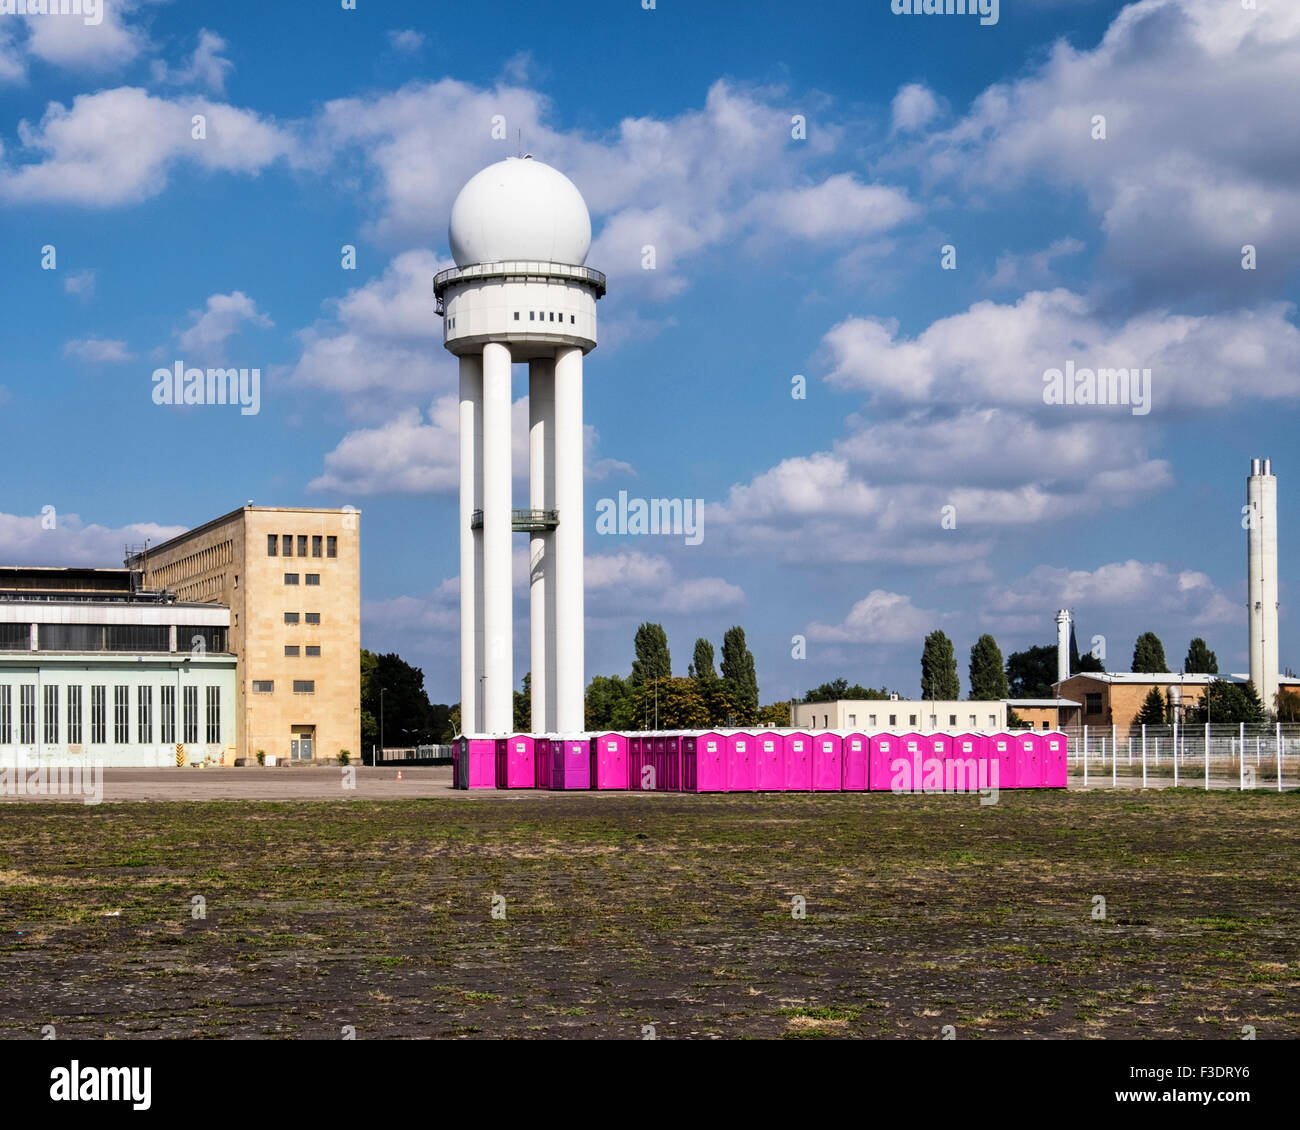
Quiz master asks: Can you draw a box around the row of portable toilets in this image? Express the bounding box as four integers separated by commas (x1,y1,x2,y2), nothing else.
453,730,1069,792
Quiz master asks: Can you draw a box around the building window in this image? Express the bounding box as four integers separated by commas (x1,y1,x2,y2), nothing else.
183,686,198,744
44,685,59,745
1085,693,1103,715
570,315,575,324
529,311,535,321
67,685,81,745
138,686,153,744
305,612,321,625
285,645,300,657
949,714,957,726
312,535,322,557
868,714,877,728
267,534,278,556
205,686,220,744
888,714,896,726
549,311,554,321
0,685,10,743
989,715,996,728
327,537,337,558
297,535,308,557
305,574,320,586
282,534,293,556
160,685,175,744
909,714,917,726
252,680,274,694
513,311,519,320
969,715,976,726
284,573,299,585
284,612,299,624
1041,721,1049,730
180,626,226,654
91,685,106,744
293,680,315,694
305,645,321,658
18,684,36,745
848,714,856,726
114,685,129,744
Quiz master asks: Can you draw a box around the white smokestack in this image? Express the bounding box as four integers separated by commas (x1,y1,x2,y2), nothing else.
1055,609,1071,686
1247,458,1279,713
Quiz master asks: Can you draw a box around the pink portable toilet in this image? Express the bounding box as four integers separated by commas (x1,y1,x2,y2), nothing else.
811,733,842,791
534,737,551,789
755,732,782,791
841,732,868,791
1041,731,1068,788
661,733,683,791
924,733,951,792
452,742,461,789
500,735,535,789
725,732,756,792
551,736,591,790
1015,732,1044,789
948,733,987,793
897,733,928,793
680,734,698,792
591,732,629,790
868,733,902,791
461,737,496,790
691,732,727,792
782,732,813,791
989,734,1016,790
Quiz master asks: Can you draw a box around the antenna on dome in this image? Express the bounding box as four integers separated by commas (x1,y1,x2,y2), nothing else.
517,129,522,158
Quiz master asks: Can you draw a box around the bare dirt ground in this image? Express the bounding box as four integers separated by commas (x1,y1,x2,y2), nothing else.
0,785,1295,1039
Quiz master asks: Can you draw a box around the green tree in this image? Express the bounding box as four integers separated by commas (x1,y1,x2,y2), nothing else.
514,672,531,733
630,622,671,687
360,648,442,756
689,638,716,680
1135,685,1167,726
719,626,759,723
920,630,960,700
628,677,709,730
803,678,892,702
1006,645,1056,698
968,634,1009,700
585,674,635,731
1184,638,1218,675
701,678,744,727
1275,688,1300,723
1186,679,1266,724
1071,622,1105,672
757,701,791,727
1132,631,1168,674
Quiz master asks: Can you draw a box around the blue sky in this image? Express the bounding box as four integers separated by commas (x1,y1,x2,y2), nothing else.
2,0,1297,703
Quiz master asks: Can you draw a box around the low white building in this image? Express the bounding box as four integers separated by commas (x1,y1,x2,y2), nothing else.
792,698,1007,733
0,568,235,767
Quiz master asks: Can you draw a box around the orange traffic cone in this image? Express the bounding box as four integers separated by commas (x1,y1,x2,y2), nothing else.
396,770,403,781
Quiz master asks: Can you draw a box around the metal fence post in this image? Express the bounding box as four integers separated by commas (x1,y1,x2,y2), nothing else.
1083,724,1088,787
1204,722,1210,791
1278,723,1284,793
1144,738,1149,789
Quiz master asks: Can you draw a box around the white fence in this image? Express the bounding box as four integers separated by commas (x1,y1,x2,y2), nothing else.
1064,723,1300,791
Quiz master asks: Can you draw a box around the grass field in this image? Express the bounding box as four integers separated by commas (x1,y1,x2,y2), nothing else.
1,787,1297,1039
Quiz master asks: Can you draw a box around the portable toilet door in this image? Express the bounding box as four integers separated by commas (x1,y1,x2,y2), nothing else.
534,737,551,789
925,733,950,793
841,733,868,791
948,734,987,794
753,733,781,791
726,732,756,792
561,737,591,790
593,733,628,790
680,735,698,792
663,733,682,791
506,735,535,789
494,738,507,789
1041,731,1068,788
812,733,842,791
895,733,927,794
990,734,1016,790
695,732,726,792
1015,732,1044,789
782,732,813,791
453,739,464,790
466,738,496,790
868,733,900,792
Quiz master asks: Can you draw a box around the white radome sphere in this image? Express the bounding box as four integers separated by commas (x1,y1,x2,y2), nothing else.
448,157,592,268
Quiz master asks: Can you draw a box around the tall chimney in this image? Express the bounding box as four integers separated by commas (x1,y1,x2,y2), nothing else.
1055,609,1071,687
1247,458,1279,713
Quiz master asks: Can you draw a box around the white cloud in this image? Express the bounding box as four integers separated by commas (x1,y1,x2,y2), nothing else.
176,291,273,354
1,88,296,206
62,337,133,363
586,549,743,615
890,83,941,134
0,511,185,567
63,268,95,296
808,590,940,645
987,236,1085,291
309,398,461,496
0,20,24,84
24,0,145,71
387,29,425,54
151,29,234,94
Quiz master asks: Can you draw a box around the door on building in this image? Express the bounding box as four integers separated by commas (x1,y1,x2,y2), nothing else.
290,727,315,760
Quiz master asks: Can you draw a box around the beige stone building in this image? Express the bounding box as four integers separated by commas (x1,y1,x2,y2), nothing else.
792,698,1007,733
1053,672,1300,731
128,506,360,762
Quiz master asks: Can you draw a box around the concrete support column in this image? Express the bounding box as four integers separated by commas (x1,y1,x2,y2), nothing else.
528,358,556,734
458,353,483,734
553,346,584,732
481,342,513,733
